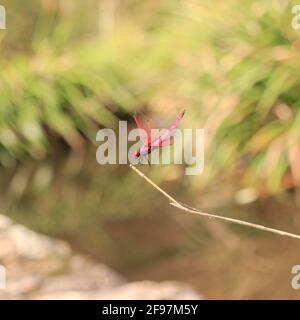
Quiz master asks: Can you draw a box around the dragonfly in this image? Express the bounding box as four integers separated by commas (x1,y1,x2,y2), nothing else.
133,109,186,165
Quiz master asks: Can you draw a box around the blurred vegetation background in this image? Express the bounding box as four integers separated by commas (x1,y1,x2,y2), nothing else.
1,0,300,299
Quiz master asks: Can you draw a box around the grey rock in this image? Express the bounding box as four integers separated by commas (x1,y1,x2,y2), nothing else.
0,214,202,300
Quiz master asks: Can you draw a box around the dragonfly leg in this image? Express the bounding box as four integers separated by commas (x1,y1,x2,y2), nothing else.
147,157,151,166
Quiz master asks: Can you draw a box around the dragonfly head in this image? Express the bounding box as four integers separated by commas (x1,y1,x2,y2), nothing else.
134,150,140,159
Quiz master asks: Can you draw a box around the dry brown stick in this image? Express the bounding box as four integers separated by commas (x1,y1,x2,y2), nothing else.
129,164,300,241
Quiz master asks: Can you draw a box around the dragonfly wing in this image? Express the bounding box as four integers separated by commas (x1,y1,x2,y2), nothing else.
133,112,152,145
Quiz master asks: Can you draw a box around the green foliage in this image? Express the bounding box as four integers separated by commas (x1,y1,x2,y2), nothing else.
0,0,299,194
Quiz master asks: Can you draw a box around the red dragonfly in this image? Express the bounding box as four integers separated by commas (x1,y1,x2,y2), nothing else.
133,110,186,164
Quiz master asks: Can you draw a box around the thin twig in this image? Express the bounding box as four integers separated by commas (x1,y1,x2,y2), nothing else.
129,164,300,241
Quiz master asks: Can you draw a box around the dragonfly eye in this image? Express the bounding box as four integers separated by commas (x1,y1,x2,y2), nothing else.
134,150,140,158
